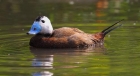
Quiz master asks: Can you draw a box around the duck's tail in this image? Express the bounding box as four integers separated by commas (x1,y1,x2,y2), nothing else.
101,19,124,37
93,19,124,41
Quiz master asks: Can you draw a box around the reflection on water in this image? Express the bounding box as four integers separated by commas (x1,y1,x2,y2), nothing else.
32,55,53,69
32,71,53,76
30,46,106,58
0,0,140,25
30,46,106,76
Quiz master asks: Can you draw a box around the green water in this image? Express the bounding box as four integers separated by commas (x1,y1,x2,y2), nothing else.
0,0,140,76
0,23,140,76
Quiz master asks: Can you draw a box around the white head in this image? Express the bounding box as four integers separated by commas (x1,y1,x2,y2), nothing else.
27,16,53,35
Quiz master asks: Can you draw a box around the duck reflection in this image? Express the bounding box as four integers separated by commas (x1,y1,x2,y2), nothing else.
32,55,53,69
30,46,106,76
30,46,106,68
30,46,105,55
32,71,53,76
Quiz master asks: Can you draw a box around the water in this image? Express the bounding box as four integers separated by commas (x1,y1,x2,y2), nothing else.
0,0,140,76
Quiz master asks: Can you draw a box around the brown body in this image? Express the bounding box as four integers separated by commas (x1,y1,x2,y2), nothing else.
29,19,123,48
30,27,104,48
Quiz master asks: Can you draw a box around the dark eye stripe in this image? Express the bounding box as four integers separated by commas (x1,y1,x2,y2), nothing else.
41,20,45,23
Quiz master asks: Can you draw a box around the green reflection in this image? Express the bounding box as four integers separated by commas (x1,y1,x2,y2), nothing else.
0,0,140,25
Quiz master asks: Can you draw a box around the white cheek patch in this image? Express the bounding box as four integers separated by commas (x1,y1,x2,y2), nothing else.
39,16,53,34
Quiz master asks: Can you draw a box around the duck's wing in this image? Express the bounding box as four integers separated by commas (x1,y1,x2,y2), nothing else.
52,27,85,37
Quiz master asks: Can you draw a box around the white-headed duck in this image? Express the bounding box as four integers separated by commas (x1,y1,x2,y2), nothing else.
27,16,123,48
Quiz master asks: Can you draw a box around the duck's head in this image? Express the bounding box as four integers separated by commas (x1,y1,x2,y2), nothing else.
27,16,53,35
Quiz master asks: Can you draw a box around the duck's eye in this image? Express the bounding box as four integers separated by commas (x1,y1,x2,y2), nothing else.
33,28,36,30
41,20,45,23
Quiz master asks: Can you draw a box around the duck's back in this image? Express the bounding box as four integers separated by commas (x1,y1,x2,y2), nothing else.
29,27,102,48
52,27,85,37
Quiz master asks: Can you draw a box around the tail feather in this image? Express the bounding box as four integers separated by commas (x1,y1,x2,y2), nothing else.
101,19,124,36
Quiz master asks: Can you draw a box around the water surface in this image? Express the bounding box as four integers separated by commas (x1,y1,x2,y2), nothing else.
0,23,140,76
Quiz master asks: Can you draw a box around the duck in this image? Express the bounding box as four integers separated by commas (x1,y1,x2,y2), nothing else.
27,16,123,48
